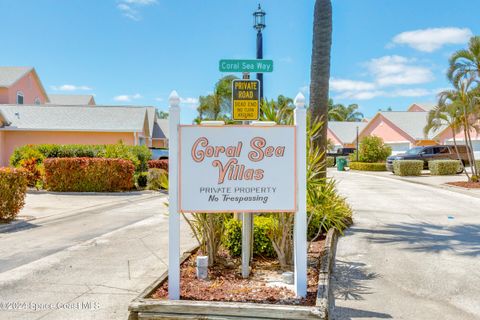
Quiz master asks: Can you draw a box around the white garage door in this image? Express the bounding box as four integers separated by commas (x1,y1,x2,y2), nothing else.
387,142,411,155
472,140,480,159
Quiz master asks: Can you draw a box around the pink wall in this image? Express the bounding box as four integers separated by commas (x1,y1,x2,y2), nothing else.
437,126,480,144
0,71,48,105
327,128,343,146
0,131,136,166
407,104,425,112
360,115,414,143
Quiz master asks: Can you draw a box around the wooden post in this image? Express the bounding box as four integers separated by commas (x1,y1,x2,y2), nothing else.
168,90,181,300
294,92,307,297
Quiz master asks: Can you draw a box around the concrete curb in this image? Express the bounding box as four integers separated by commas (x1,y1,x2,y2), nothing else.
316,228,339,320
128,229,339,320
345,170,480,200
26,189,163,196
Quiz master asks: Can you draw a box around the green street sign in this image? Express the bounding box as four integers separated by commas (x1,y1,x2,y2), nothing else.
219,59,273,73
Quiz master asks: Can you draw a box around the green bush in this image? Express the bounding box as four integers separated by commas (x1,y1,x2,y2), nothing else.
0,168,28,222
349,162,387,171
350,136,392,163
326,156,335,168
136,172,148,188
44,158,135,192
10,143,151,173
393,160,423,176
307,178,352,239
475,160,480,171
222,216,276,258
429,160,461,175
147,168,168,190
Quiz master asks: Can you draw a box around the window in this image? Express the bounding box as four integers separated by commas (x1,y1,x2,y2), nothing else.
16,91,24,104
34,97,41,105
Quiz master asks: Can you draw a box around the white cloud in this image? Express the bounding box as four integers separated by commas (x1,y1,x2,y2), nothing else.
366,55,434,86
113,93,142,102
117,0,157,21
50,84,92,91
391,27,472,52
155,97,164,102
180,97,199,104
330,79,376,92
299,85,309,94
336,90,385,100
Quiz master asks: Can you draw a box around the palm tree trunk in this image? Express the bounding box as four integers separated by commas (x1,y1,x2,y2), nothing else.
452,126,470,180
309,0,332,178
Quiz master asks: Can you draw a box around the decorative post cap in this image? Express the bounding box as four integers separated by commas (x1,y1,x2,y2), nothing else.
169,90,180,108
294,92,306,109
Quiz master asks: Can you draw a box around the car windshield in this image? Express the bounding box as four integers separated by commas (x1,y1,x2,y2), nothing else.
405,147,423,155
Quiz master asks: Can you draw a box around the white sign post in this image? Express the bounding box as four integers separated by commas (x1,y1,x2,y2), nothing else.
168,91,308,299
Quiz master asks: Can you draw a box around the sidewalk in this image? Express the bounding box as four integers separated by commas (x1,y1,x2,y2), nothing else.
329,168,480,198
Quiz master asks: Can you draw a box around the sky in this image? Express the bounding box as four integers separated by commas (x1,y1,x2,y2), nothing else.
1,0,479,123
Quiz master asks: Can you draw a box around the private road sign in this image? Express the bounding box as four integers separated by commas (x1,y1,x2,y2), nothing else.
219,59,273,73
232,79,260,121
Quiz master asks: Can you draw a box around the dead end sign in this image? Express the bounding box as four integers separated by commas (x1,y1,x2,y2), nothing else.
232,79,260,121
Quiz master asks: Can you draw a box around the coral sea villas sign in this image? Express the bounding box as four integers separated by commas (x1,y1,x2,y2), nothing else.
179,125,296,213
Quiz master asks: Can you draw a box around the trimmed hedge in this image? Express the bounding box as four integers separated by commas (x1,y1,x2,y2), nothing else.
476,160,480,171
349,162,387,171
0,168,28,222
223,216,276,258
148,159,169,171
10,144,151,172
326,156,335,168
429,160,461,175
393,160,423,176
44,158,135,192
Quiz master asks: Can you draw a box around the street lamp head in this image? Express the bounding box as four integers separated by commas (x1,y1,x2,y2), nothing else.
253,4,266,32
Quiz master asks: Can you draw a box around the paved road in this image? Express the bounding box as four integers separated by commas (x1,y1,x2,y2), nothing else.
330,170,480,320
0,193,194,320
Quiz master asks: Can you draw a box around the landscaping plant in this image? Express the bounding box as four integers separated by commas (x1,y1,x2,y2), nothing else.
393,160,423,176
349,136,392,163
349,162,387,171
147,168,168,190
0,168,27,222
44,158,135,192
428,160,462,175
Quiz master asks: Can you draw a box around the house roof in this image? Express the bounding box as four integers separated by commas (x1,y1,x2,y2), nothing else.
156,119,169,139
0,66,50,102
47,94,95,105
379,111,445,140
0,66,32,87
408,103,436,112
146,107,156,138
328,121,368,144
0,105,148,132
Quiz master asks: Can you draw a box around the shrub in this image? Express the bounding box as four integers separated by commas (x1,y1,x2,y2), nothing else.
0,168,28,222
307,178,352,240
136,172,148,188
222,216,276,258
350,136,391,163
349,162,387,171
393,160,423,176
147,168,168,190
148,159,169,171
475,160,480,171
44,158,135,192
10,143,151,173
326,156,335,168
429,160,461,175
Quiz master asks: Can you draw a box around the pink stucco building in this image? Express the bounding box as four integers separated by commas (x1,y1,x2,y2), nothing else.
0,67,49,105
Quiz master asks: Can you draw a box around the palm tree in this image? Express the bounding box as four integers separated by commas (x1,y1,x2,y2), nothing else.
195,75,237,121
424,100,467,178
328,103,364,122
448,36,480,84
309,0,333,177
435,78,480,179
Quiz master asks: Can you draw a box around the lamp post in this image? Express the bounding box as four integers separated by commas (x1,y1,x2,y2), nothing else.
253,4,266,101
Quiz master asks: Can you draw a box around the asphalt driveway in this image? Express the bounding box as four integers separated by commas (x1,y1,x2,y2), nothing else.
329,170,480,320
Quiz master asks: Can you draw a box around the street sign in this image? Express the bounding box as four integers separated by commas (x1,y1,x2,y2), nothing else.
232,79,260,121
219,59,273,73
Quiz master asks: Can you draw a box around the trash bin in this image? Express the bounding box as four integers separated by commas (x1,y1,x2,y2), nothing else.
337,157,347,171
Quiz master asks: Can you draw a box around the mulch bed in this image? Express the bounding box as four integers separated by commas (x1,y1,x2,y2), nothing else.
446,181,480,189
151,238,325,306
